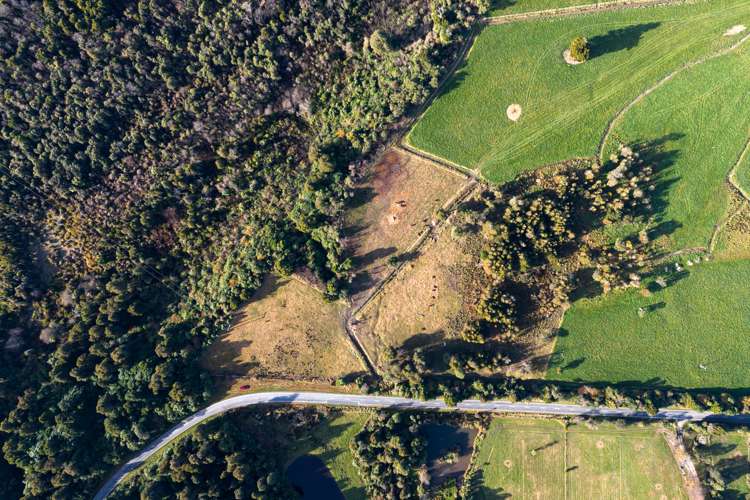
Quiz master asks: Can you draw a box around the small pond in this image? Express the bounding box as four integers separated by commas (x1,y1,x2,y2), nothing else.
423,423,477,488
286,454,345,499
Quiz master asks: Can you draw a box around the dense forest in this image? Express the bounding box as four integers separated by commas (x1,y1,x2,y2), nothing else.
108,407,331,499
0,0,486,497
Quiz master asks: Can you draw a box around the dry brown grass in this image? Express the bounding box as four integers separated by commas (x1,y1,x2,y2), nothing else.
201,275,364,384
345,147,467,304
713,189,750,261
352,223,484,367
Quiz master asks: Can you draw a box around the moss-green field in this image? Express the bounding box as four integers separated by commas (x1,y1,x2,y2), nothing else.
550,259,750,388
286,412,369,500
472,417,687,499
407,0,750,183
602,45,750,251
735,142,750,198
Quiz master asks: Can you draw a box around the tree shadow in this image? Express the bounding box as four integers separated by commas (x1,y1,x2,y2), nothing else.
346,186,376,211
562,357,585,371
716,454,750,488
489,0,518,11
589,22,661,59
352,246,396,267
466,468,512,499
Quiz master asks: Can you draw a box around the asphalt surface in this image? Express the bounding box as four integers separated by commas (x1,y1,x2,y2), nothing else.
94,391,750,499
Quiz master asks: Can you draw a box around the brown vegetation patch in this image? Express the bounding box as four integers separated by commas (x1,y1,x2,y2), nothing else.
713,189,750,260
353,223,485,367
344,147,466,305
201,275,363,383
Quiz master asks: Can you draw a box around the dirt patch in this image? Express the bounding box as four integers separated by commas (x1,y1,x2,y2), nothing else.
725,24,747,36
506,103,522,122
563,48,584,65
344,147,467,307
201,275,364,383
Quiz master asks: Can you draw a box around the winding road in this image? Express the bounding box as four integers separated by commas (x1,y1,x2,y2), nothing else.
94,390,750,499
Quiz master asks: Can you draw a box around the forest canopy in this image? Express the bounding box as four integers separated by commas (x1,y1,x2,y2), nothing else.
0,0,485,497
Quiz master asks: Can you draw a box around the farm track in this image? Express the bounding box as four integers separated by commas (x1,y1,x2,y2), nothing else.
339,24,485,373
598,30,750,160
486,0,688,25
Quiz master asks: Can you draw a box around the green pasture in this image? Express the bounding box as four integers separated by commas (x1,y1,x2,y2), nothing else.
286,412,369,500
550,259,750,388
408,0,750,183
735,141,750,197
602,45,750,251
473,417,686,499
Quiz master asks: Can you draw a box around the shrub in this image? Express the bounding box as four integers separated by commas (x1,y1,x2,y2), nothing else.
569,36,590,62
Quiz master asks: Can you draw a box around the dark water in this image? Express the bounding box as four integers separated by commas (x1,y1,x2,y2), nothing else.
286,454,345,499
423,423,477,486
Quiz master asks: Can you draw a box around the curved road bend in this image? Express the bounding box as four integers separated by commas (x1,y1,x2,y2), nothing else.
94,391,750,499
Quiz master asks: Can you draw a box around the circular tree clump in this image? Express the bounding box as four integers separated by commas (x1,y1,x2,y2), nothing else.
569,36,590,63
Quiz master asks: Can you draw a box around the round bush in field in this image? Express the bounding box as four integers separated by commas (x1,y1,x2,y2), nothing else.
569,36,590,63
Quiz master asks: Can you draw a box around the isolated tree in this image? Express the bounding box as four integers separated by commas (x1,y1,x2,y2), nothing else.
569,36,590,62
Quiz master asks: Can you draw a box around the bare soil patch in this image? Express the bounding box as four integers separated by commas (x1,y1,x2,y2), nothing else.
344,148,466,305
725,24,747,36
563,48,584,65
506,103,522,121
201,275,364,383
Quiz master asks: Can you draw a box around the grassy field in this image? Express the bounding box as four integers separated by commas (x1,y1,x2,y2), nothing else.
549,259,750,388
602,44,750,251
407,0,750,183
344,148,466,305
473,417,687,499
353,222,483,366
489,0,609,16
286,412,369,500
735,140,750,197
201,275,363,386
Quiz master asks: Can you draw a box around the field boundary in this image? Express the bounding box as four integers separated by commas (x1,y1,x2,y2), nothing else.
727,134,750,202
598,31,750,161
351,177,479,321
486,0,688,25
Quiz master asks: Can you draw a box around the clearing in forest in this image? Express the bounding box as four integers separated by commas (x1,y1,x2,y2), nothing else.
344,147,467,305
473,418,687,499
285,412,369,500
407,0,750,183
352,218,485,367
201,275,364,387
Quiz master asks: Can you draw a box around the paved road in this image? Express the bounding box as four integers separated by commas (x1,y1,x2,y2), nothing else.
94,390,750,499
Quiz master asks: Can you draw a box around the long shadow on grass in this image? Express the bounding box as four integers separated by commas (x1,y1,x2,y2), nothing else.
489,0,518,12
589,23,661,59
